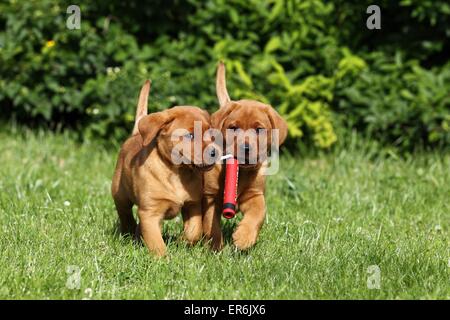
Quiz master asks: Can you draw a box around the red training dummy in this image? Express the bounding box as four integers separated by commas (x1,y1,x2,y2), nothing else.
222,157,239,219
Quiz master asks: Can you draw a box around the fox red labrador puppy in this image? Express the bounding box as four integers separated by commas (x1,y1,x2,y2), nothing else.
112,81,216,256
203,62,288,251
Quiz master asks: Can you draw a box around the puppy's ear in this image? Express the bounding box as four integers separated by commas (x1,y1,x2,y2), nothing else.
211,103,238,130
266,107,288,145
216,61,231,108
138,111,174,146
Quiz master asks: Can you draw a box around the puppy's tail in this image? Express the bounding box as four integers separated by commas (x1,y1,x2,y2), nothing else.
216,61,230,108
132,80,151,136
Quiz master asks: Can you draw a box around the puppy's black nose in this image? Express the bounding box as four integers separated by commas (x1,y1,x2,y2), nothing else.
241,144,251,154
209,148,216,158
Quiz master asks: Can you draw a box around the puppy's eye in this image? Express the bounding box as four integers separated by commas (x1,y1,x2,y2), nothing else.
184,133,194,140
256,128,265,134
228,126,238,131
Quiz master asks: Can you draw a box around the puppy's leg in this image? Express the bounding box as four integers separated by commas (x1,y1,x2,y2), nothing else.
138,207,166,256
113,197,136,236
181,202,203,245
233,194,265,250
202,195,223,251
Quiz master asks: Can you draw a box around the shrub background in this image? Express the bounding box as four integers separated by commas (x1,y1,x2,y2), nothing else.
0,0,449,149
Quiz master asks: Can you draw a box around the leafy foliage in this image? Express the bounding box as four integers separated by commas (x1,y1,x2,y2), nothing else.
0,0,449,149
335,54,450,148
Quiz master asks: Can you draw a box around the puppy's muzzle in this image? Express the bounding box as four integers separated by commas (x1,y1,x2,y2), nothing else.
240,143,251,154
194,146,219,171
238,143,258,167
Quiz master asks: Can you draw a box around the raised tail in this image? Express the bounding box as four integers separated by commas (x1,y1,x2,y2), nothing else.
216,61,230,108
132,80,151,135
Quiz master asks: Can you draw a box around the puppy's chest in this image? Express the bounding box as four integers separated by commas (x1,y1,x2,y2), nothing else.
165,171,201,202
161,173,200,219
167,173,191,200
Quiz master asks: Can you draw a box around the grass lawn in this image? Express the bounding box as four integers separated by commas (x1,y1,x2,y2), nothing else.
0,128,449,299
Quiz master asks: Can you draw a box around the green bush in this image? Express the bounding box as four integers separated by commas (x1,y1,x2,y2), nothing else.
0,0,449,149
0,1,150,140
335,54,450,148
331,0,450,65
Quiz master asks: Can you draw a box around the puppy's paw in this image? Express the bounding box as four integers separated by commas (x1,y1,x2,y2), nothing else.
232,225,257,250
183,232,202,246
133,223,142,243
209,234,224,252
203,231,224,251
120,222,137,237
182,222,203,245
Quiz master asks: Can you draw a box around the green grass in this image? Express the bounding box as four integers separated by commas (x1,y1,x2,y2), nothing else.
0,128,449,299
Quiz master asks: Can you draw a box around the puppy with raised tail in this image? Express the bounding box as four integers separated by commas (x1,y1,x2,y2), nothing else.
203,62,288,251
112,81,216,256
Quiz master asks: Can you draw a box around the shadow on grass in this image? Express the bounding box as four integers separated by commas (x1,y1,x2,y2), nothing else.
222,218,239,246
110,214,254,256
110,218,188,249
110,220,141,246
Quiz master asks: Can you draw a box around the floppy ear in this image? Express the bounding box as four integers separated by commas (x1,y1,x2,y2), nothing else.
211,103,238,130
138,111,174,146
216,61,231,108
266,107,288,146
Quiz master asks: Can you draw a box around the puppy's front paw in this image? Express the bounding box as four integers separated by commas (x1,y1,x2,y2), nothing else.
183,227,203,246
232,225,257,250
209,234,224,251
133,223,142,243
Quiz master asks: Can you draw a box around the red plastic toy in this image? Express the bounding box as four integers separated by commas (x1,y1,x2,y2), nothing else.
222,156,239,219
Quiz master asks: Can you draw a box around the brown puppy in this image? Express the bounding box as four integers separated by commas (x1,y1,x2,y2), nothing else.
203,62,288,251
112,81,215,256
